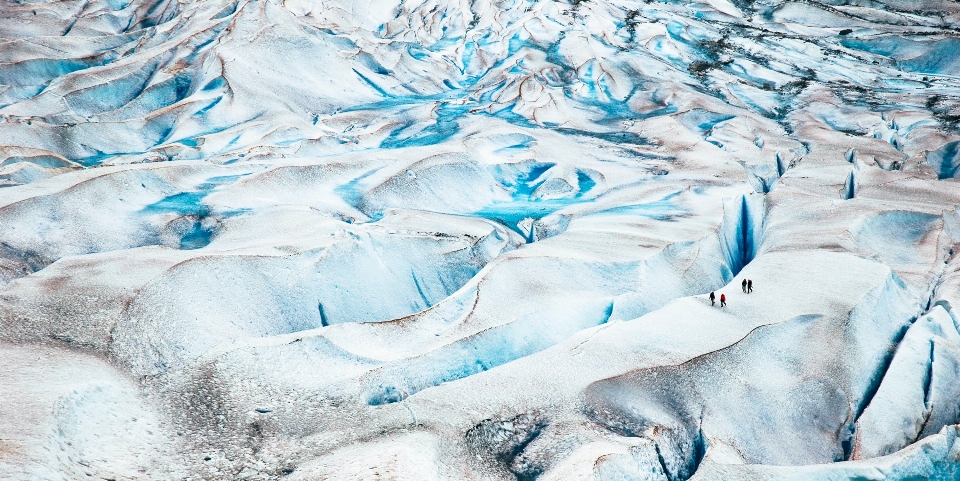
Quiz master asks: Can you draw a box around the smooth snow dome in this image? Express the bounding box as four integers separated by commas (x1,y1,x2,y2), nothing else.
3,0,960,480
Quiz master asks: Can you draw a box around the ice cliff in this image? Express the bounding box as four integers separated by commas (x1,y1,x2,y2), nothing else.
2,0,960,479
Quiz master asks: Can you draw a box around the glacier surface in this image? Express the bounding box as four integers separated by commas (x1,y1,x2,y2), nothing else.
2,0,960,479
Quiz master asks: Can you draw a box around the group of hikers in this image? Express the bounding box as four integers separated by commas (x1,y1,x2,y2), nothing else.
709,278,754,307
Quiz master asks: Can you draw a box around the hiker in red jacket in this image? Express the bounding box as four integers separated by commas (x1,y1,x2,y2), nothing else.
720,293,726,307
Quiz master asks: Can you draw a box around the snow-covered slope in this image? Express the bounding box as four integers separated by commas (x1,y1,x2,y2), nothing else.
2,0,960,479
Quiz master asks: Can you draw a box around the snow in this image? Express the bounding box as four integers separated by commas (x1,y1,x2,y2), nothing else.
2,0,960,479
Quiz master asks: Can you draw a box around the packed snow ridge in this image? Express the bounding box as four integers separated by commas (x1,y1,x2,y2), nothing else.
2,0,960,479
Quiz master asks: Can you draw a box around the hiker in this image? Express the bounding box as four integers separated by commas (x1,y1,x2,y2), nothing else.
720,293,726,307
747,279,753,293
709,291,715,306
741,278,747,293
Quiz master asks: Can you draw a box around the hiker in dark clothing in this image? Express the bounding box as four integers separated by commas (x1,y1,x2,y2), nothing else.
747,279,753,293
720,293,726,307
741,279,747,293
709,291,715,306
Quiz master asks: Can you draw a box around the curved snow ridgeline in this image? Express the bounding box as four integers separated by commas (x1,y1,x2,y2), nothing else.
2,0,960,479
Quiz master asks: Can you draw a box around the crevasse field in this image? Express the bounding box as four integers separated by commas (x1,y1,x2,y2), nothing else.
1,0,960,479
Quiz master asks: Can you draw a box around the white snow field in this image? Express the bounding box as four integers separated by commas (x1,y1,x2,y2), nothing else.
2,0,960,479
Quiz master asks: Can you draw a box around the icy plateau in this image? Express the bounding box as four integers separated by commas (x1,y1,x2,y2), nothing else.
2,0,960,479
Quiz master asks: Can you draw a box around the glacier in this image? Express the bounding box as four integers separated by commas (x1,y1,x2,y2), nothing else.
2,0,960,479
